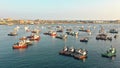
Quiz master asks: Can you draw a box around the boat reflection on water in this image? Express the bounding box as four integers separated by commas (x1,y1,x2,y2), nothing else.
82,58,86,62
52,36,56,38
111,56,115,61
13,48,27,53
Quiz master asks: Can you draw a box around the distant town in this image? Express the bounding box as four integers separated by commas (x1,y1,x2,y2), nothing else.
0,18,120,25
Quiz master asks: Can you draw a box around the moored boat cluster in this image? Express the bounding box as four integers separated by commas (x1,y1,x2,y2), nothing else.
7,24,119,61
59,46,88,60
10,26,40,49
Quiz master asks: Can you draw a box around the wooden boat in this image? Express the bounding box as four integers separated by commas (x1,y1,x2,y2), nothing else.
96,33,112,41
19,36,33,45
59,46,75,56
99,26,105,33
79,27,91,33
29,35,40,41
56,29,63,32
109,29,118,33
73,48,88,60
50,32,57,37
8,32,17,36
107,37,112,41
31,28,40,34
43,32,50,35
59,46,88,60
114,35,119,39
56,27,63,32
101,46,116,58
74,54,87,60
86,29,91,32
19,37,27,40
13,42,28,49
24,26,29,31
13,45,28,49
25,40,33,45
56,34,67,39
43,30,53,35
66,31,78,36
80,37,88,42
96,33,107,40
66,28,72,31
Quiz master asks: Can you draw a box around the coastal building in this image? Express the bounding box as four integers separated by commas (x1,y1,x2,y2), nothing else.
19,20,25,24
4,18,13,21
115,20,120,23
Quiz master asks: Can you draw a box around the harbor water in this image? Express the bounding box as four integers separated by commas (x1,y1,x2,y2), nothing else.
0,24,120,68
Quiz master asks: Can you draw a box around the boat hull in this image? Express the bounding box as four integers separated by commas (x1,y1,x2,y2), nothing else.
8,34,17,36
101,53,116,58
13,45,28,49
74,55,87,60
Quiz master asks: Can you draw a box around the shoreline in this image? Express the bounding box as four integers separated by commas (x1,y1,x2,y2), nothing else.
0,23,120,25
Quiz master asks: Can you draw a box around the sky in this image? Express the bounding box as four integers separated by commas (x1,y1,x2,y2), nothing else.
0,0,120,20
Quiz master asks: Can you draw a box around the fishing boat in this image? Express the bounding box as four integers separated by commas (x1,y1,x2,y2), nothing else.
96,34,107,40
79,26,85,31
101,46,116,58
50,31,57,37
43,30,53,35
86,29,91,32
59,46,75,56
59,46,68,55
109,29,118,34
13,41,28,49
96,33,112,41
24,26,30,32
8,32,17,36
99,26,105,33
114,35,119,39
107,37,112,41
19,36,33,45
59,46,88,60
56,26,63,32
66,28,72,32
56,34,67,39
31,29,40,34
25,39,33,45
56,29,63,32
80,37,88,42
29,34,40,41
66,31,78,36
73,49,88,60
79,27,91,33
8,26,19,36
19,36,27,40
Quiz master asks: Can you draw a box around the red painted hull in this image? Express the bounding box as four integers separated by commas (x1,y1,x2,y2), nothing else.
74,55,87,60
51,34,57,36
13,45,28,49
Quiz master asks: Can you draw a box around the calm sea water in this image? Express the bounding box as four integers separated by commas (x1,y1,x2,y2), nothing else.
0,24,120,68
